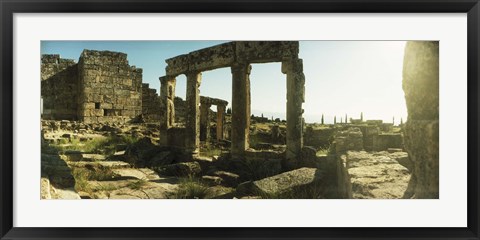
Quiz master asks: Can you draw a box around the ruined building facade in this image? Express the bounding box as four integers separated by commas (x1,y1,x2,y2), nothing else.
42,50,155,123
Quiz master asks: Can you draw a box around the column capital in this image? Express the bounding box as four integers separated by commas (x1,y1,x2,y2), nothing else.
200,102,212,108
186,71,202,85
159,75,176,84
159,76,168,84
217,103,227,109
231,62,251,74
281,58,303,74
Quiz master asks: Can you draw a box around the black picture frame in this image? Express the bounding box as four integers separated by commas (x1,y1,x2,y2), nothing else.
1,0,479,239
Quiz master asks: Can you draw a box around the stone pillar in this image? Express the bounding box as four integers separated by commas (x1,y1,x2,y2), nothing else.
185,71,202,154
216,104,226,141
200,102,211,142
159,76,176,146
231,63,251,158
282,58,305,169
402,41,439,199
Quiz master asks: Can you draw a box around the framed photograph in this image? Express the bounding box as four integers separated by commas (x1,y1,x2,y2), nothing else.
1,0,479,239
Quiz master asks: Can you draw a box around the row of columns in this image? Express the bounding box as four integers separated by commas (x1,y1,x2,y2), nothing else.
160,58,305,164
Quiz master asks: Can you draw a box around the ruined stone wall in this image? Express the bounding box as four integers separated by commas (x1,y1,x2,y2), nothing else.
77,50,142,123
373,133,403,151
304,126,335,149
174,97,186,123
402,41,439,199
41,54,77,81
142,83,162,121
41,54,79,120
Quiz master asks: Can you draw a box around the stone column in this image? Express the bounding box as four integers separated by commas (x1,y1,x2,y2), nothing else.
159,76,176,146
282,58,305,169
216,104,226,141
185,71,202,154
231,63,251,158
200,102,211,142
402,41,439,199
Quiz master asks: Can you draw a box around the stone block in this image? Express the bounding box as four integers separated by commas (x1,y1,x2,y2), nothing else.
333,127,363,153
373,133,403,151
346,151,410,199
250,167,325,198
100,103,112,109
158,162,202,177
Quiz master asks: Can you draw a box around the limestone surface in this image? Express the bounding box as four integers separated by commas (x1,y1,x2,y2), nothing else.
346,151,410,199
402,41,439,199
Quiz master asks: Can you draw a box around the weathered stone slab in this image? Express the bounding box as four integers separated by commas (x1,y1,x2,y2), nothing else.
346,151,410,199
81,154,106,162
90,180,177,199
249,167,325,198
69,161,131,169
51,187,81,199
212,171,240,187
112,168,149,180
202,176,223,186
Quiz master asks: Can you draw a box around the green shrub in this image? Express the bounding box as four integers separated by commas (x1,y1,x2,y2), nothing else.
172,176,209,199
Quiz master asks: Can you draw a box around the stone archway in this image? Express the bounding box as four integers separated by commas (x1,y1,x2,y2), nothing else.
159,41,305,168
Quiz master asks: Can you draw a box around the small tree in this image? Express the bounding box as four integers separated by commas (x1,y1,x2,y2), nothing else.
334,116,337,124
321,114,324,125
227,108,232,114
360,112,364,122
345,114,348,123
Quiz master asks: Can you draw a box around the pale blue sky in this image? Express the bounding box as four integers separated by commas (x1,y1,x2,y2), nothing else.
41,41,407,124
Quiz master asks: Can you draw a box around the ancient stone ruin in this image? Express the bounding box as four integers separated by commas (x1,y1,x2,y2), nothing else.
159,41,305,169
42,50,146,123
141,83,162,121
199,96,228,142
40,41,439,200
